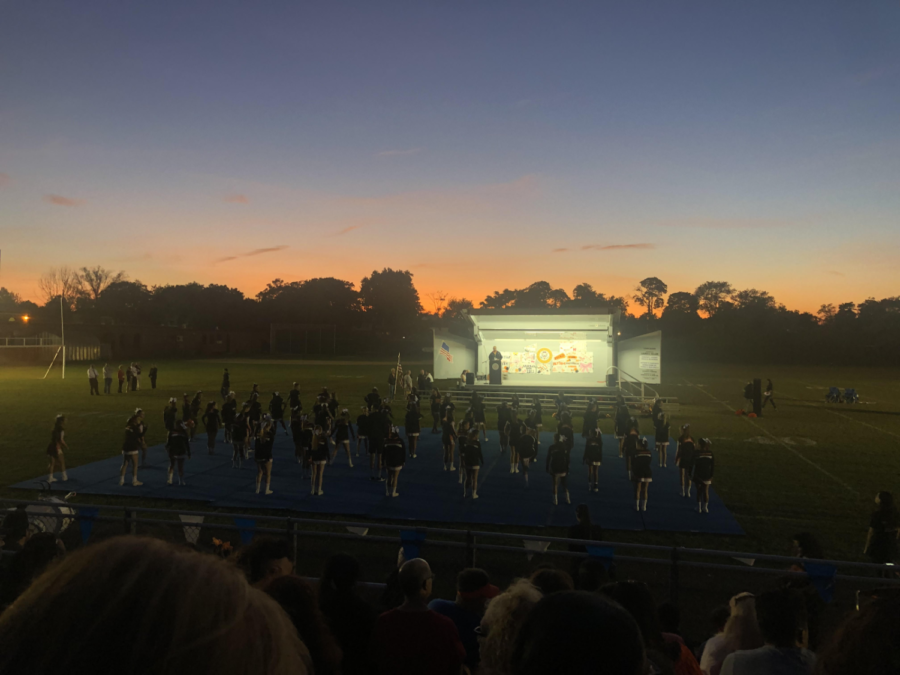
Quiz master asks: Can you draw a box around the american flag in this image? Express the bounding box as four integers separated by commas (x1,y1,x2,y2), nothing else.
440,341,453,362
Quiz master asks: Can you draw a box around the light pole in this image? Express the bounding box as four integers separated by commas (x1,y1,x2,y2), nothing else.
60,295,66,379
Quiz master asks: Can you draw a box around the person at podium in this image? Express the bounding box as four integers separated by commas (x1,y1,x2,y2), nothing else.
489,346,503,366
488,346,504,385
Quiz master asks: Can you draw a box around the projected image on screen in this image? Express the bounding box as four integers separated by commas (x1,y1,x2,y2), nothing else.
503,341,593,375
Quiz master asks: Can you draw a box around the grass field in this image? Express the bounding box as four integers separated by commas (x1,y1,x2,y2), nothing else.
3,357,898,564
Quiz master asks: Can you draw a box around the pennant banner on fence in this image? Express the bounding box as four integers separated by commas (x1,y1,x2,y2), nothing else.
523,540,550,561
804,562,837,604
78,507,99,544
586,545,616,570
347,527,369,536
400,530,426,561
179,515,204,546
234,518,256,546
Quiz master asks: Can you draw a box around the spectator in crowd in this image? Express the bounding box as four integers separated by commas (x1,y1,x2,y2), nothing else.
135,362,142,390
149,364,158,389
602,580,703,675
864,491,899,569
233,536,294,589
102,363,112,394
402,368,413,397
0,537,312,675
790,533,825,566
370,558,466,675
318,554,377,675
700,592,764,675
0,532,66,608
0,507,30,552
510,591,646,675
659,601,682,641
265,575,343,675
813,594,900,675
117,364,125,393
429,568,500,672
567,504,604,575
87,364,100,395
379,546,407,612
417,369,429,392
478,579,543,675
529,565,574,595
783,533,827,649
720,588,814,675
575,558,611,592
695,605,731,665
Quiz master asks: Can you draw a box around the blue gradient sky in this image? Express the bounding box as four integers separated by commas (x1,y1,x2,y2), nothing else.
1,1,898,312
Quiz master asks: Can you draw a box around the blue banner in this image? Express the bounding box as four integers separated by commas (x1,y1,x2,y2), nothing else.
586,545,616,570
78,507,99,544
804,562,837,604
234,518,256,546
400,529,426,561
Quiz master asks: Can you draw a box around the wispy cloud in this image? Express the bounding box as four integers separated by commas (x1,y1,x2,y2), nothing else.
552,248,569,253
215,245,288,264
223,193,250,204
45,194,86,207
0,172,10,187
334,225,363,236
581,243,654,251
377,148,422,157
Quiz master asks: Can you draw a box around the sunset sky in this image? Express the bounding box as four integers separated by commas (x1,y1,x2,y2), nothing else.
1,1,898,314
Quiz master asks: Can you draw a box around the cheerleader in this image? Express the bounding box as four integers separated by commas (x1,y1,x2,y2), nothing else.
383,428,406,497
583,428,603,493
622,424,641,481
201,401,222,456
254,414,276,495
516,425,537,485
119,411,144,486
300,420,314,479
510,393,520,417
554,390,568,411
631,438,653,511
269,392,288,435
135,408,149,466
459,410,475,439
691,438,715,513
46,414,68,483
189,392,203,441
429,388,442,433
327,391,340,420
654,413,670,468
404,399,422,458
614,399,630,457
558,413,575,458
497,402,511,454
164,397,178,433
288,382,302,412
441,417,458,471
221,392,237,444
313,395,333,435
166,420,190,486
675,424,695,498
356,407,369,457
582,402,599,439
288,407,303,464
247,392,262,441
508,413,522,474
367,407,386,481
531,396,544,439
231,403,250,468
545,433,571,506
181,394,194,441
330,409,355,467
441,394,456,430
461,429,484,499
309,424,329,495
470,393,488,442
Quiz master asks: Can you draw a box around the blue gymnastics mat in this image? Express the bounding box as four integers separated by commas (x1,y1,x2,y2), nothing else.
12,431,743,535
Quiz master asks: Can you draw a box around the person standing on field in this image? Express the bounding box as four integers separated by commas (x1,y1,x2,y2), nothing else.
763,379,776,409
87,364,100,396
102,363,112,394
117,365,125,393
149,365,158,389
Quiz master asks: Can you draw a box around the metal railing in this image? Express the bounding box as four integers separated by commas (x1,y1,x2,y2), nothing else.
3,498,898,603
0,337,61,347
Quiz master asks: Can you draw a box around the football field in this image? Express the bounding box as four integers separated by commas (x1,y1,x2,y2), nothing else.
1,357,898,562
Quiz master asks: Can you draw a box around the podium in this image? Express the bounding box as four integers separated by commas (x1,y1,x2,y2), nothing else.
489,360,502,385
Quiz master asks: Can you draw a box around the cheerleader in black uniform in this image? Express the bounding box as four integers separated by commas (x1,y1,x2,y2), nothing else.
470,393,488,442
166,420,190,486
367,407,386,481
582,402,599,439
558,414,575,456
231,403,250,468
134,408,149,467
404,400,422,458
631,438,653,511
300,420,314,479
356,408,369,457
622,424,641,481
497,402,511,454
331,409,355,468
675,424,695,498
654,413,670,468
247,393,262,450
554,391,568,411
288,382,302,413
201,401,222,456
531,396,543,439
441,395,456,430
221,392,237,444
289,407,304,463
583,428,603,493
309,424,330,496
461,430,484,499
441,418,458,472
691,438,715,513
508,414,522,474
314,395,334,437
516,425,537,486
189,392,203,442
328,392,340,420
614,401,630,457
383,428,406,497
254,414,276,495
430,388,442,433
181,394,194,441
510,393,521,417
46,414,68,483
119,410,144,487
164,397,178,433
269,392,288,435
545,433,571,506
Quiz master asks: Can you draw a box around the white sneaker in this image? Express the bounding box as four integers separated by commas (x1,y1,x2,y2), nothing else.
61,472,68,481
167,475,173,485
698,504,703,513
47,476,57,483
257,485,262,494
310,488,316,495
132,480,143,487
458,473,463,484
462,487,467,497
703,503,709,513
473,492,479,499
265,489,274,495
450,465,456,471
553,494,558,505
317,490,324,496
119,477,125,486
565,491,571,504
392,491,399,497
642,502,647,512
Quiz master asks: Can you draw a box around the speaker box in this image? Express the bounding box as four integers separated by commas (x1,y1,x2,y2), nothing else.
466,372,475,385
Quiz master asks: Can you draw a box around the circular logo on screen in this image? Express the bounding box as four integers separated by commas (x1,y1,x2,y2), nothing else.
536,348,553,364
491,362,500,371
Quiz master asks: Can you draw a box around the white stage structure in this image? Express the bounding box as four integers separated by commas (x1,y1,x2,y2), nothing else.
432,308,662,388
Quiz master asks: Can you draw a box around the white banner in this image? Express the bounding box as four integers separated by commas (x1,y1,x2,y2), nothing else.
179,514,205,545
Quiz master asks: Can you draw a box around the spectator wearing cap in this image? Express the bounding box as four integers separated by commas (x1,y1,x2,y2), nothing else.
429,568,499,671
370,558,465,675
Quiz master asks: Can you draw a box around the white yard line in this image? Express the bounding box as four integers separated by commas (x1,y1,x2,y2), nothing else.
787,394,900,441
684,379,858,494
